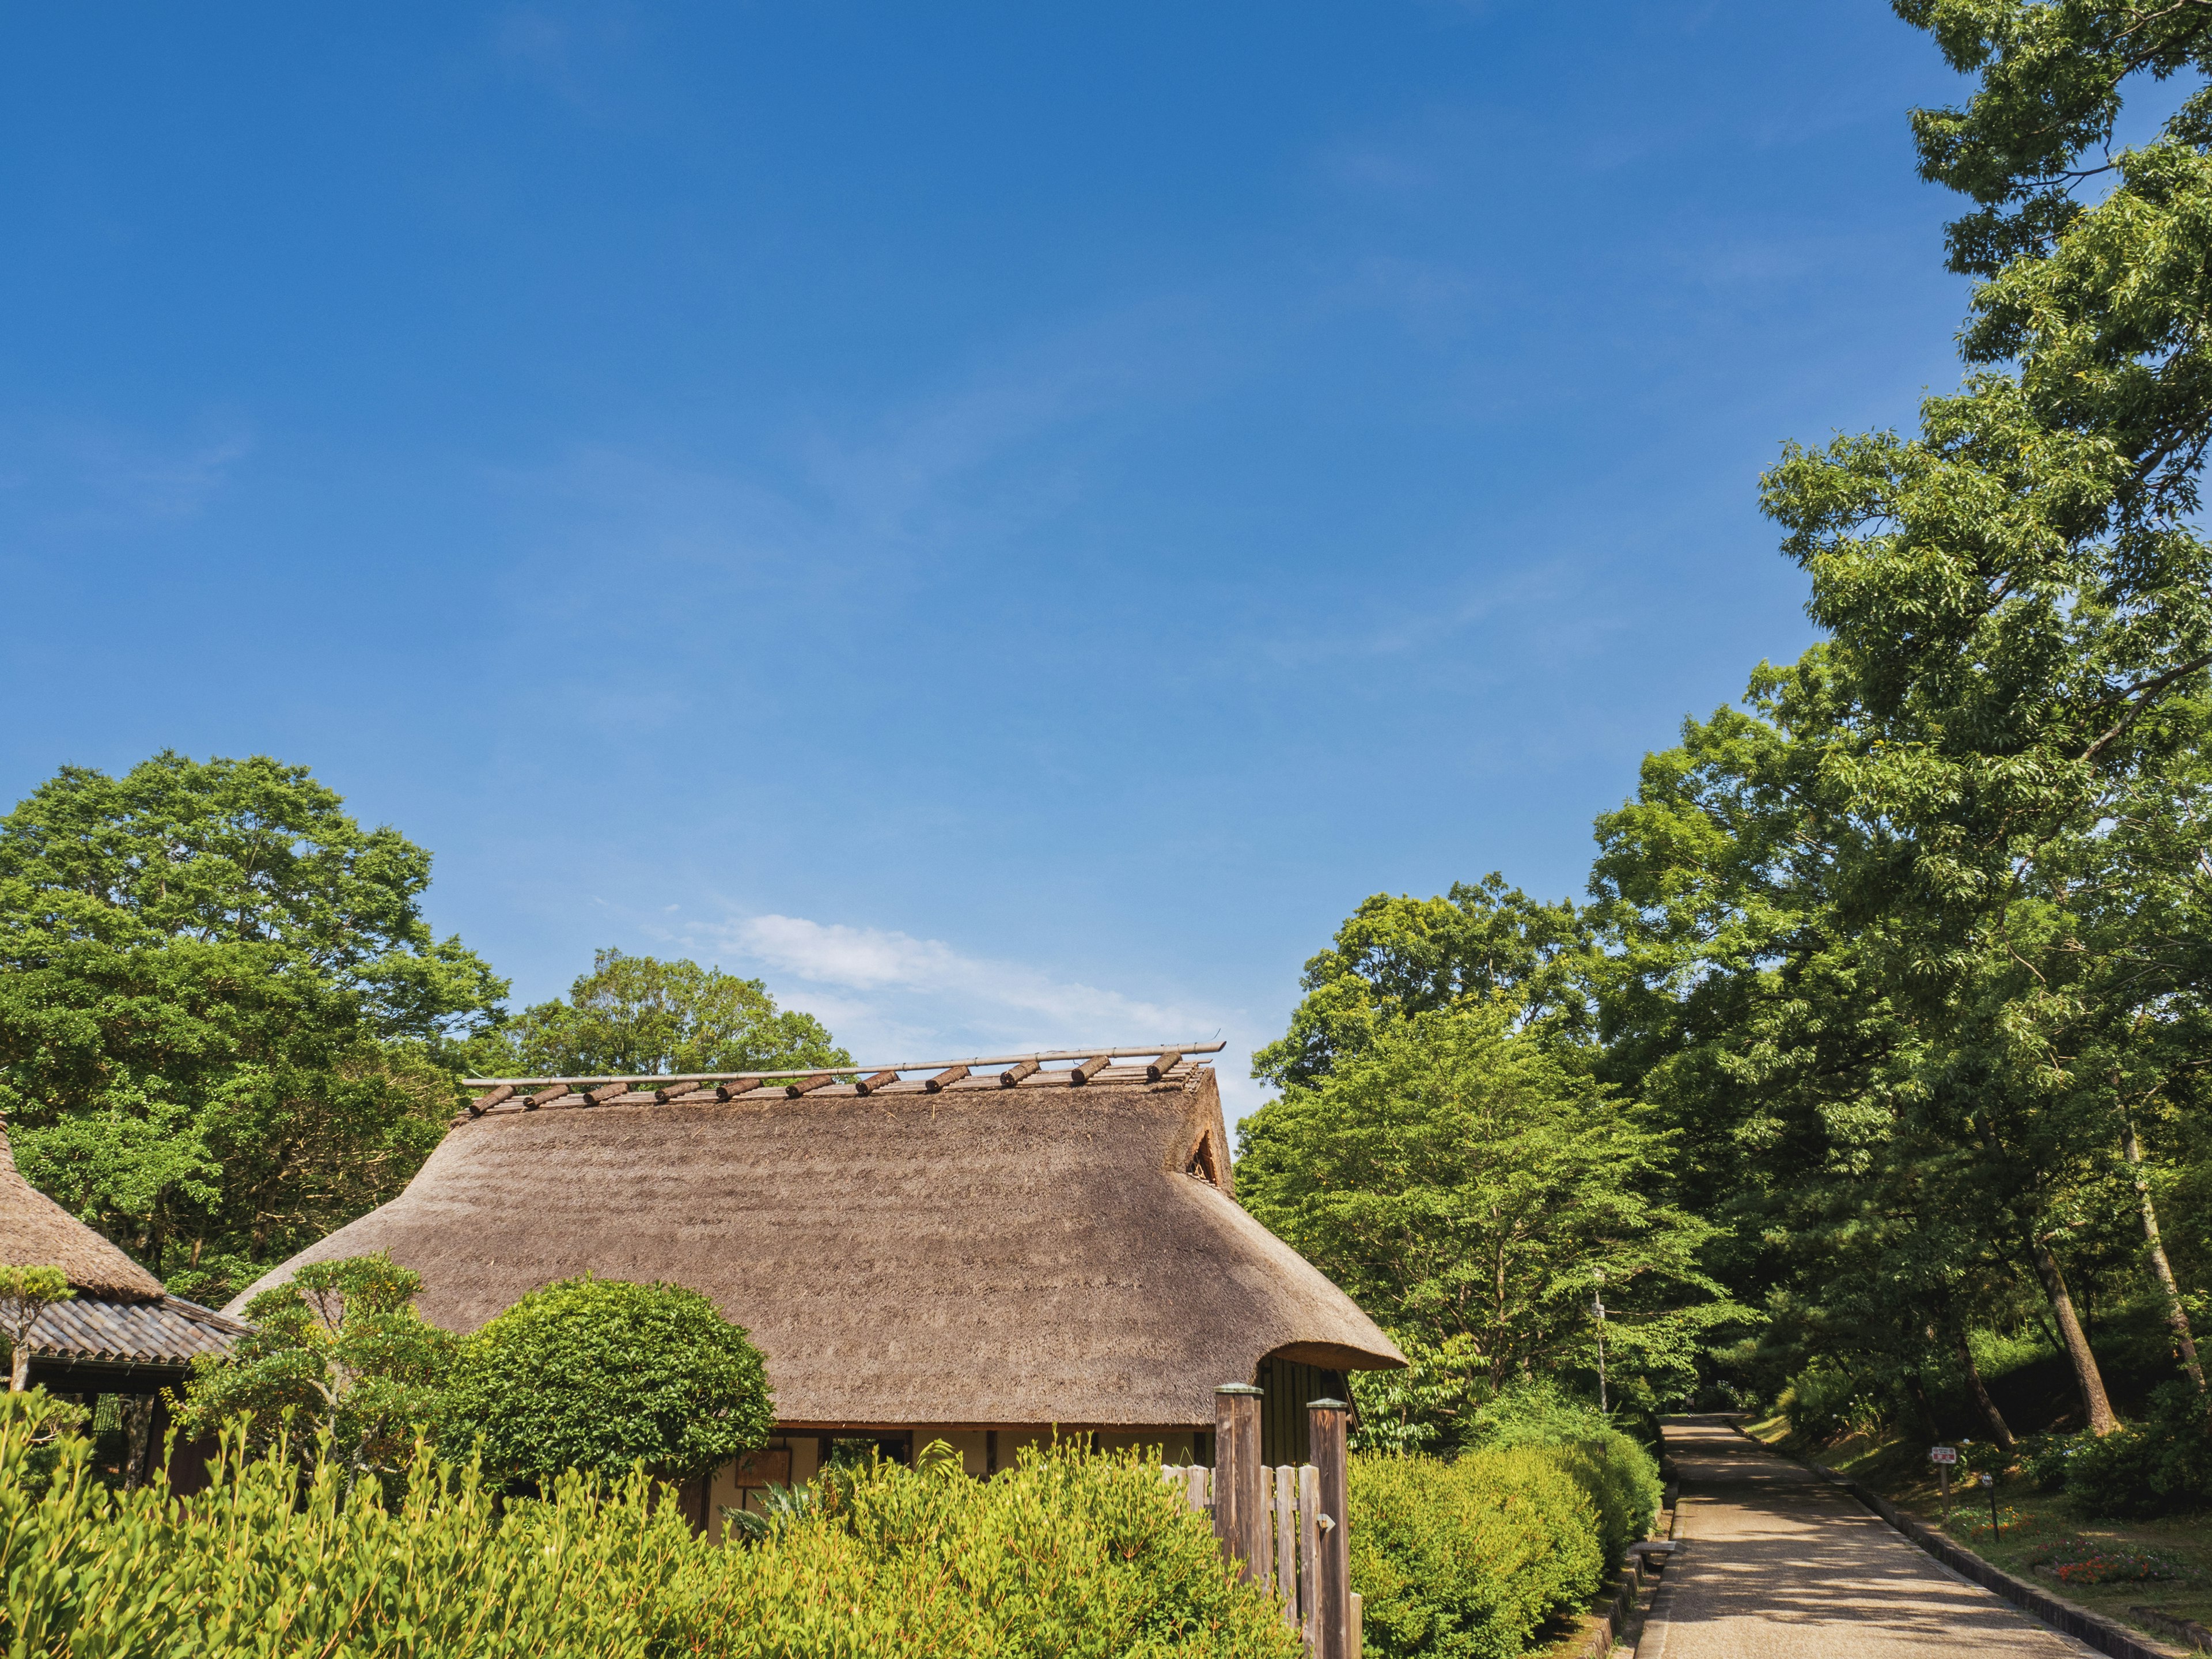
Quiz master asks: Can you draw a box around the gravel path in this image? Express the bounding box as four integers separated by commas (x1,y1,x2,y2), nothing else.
1640,1416,2097,1657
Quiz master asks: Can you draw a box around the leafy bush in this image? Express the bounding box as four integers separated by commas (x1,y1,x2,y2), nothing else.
2061,1381,2212,1519
0,1415,1298,1657
691,1437,1304,1656
441,1275,775,1489
1543,1435,1662,1567
1459,1378,1612,1452
2021,1430,2086,1491
1777,1362,1884,1443
1349,1447,1606,1659
1457,1382,1661,1566
179,1253,456,1488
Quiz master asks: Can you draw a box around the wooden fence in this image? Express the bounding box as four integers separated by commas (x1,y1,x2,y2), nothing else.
1164,1388,1360,1659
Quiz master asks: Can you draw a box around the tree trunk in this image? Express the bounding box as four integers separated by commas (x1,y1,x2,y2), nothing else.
9,1340,28,1393
1953,1330,2017,1455
122,1396,155,1490
2121,1115,2206,1392
2031,1235,2118,1435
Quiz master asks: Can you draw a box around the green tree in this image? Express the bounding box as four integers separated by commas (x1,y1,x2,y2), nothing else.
0,1267,71,1393
0,754,507,1303
472,948,846,1078
179,1253,458,1490
1237,1006,1743,1434
442,1276,774,1489
1252,875,1597,1092
1551,5,2212,1439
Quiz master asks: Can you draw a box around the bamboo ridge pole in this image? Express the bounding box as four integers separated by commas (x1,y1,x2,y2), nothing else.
461,1040,1226,1090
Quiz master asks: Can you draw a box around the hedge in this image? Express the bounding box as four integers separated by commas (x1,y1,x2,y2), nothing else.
0,1407,1300,1658
1348,1432,1660,1659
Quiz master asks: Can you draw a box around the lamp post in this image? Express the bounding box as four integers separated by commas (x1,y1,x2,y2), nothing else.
1593,1269,1608,1414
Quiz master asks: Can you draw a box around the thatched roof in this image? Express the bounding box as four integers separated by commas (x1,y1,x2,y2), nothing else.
233,1058,1404,1429
0,1126,164,1302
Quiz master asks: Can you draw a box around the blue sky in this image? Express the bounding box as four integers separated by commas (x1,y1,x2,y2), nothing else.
1,3,1978,1116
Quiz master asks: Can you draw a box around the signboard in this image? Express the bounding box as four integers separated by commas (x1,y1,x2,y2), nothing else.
732,1447,792,1488
1929,1446,1958,1465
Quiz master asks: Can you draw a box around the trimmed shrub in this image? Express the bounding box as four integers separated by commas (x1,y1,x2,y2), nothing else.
0,1416,1298,1657
1349,1446,1605,1659
672,1438,1304,1656
1543,1434,1662,1566
1458,1382,1662,1566
442,1275,775,1488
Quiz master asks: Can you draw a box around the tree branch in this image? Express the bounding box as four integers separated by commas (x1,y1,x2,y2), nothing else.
2080,653,2212,763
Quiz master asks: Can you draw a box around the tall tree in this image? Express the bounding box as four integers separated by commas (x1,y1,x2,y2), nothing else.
469,948,847,1078
1237,1005,1742,1426
1252,874,1596,1092
0,753,506,1304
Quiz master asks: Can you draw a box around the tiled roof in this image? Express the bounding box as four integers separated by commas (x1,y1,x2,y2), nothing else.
29,1294,248,1367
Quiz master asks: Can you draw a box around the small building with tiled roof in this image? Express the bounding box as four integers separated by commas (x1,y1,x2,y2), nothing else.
234,1043,1403,1526
0,1125,246,1395
0,1123,247,1486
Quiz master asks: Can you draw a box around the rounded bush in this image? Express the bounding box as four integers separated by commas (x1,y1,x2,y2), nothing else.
444,1275,774,1487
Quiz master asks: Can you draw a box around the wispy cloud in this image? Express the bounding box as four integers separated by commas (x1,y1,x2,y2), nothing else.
730,914,1200,1040
0,417,253,529
676,911,1264,1120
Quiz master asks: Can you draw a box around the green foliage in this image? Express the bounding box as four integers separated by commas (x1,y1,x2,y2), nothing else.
1541,1435,1662,1570
1776,1361,1890,1445
443,1275,775,1488
2055,1381,2212,1518
178,1253,457,1487
1349,1333,1494,1456
1251,876,1594,1092
1238,1005,1745,1407
0,1264,73,1387
1347,1446,1605,1659
469,947,846,1078
1452,1382,1661,1566
1456,1378,1617,1453
0,753,506,1304
0,1415,1297,1657
0,1387,90,1498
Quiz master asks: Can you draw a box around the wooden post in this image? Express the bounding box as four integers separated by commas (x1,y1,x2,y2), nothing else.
1214,1384,1265,1584
1309,1397,1351,1659
1273,1463,1298,1626
1299,1464,1321,1649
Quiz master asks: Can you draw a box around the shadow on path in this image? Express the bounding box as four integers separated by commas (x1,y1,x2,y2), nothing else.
1643,1415,2093,1658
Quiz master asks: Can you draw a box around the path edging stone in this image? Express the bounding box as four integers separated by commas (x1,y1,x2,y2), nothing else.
1723,1423,2174,1659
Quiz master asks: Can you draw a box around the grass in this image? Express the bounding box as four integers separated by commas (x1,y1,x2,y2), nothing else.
1744,1416,2212,1645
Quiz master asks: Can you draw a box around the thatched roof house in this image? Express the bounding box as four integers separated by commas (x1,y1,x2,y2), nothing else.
237,1046,1402,1516
0,1126,245,1393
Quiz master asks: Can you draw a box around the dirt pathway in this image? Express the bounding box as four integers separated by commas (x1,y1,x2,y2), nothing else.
1641,1416,2097,1657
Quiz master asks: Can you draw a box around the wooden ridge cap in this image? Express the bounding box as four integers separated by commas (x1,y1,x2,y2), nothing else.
463,1041,1224,1091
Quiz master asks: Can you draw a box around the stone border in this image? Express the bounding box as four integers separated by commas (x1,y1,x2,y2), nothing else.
2129,1605,2212,1653
1724,1424,2176,1659
1566,1482,1678,1657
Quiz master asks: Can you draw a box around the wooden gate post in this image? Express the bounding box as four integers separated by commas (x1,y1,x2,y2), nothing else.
1214,1383,1265,1584
1308,1397,1351,1659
